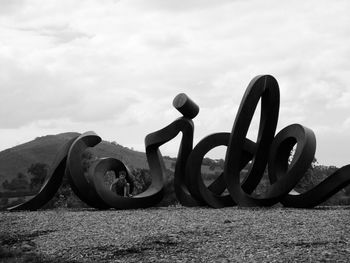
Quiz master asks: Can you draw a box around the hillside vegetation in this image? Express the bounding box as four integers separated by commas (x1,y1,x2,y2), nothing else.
0,132,349,209
0,132,222,190
0,132,225,209
0,133,151,191
0,133,79,188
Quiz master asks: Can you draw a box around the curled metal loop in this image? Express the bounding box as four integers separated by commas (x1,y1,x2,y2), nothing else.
8,75,350,210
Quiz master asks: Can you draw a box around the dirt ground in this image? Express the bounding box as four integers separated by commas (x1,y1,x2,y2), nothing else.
1,206,350,262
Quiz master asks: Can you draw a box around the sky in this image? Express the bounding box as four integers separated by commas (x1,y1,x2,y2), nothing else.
0,0,349,167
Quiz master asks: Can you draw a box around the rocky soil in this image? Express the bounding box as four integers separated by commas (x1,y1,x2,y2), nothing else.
1,206,350,262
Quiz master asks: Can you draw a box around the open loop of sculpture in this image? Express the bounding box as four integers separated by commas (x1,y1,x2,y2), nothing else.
8,75,350,211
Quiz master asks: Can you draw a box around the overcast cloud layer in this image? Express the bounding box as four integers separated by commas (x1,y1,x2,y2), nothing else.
0,0,349,167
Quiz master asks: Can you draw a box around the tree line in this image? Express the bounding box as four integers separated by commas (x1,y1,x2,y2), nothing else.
1,154,349,209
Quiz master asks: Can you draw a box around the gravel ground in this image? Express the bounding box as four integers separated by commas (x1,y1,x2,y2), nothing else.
1,206,350,262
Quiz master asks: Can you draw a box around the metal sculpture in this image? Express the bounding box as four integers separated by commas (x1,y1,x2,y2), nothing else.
8,137,78,210
7,75,350,210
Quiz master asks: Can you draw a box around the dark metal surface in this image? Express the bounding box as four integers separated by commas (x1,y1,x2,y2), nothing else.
8,136,79,211
7,75,350,210
88,157,160,209
173,93,199,119
145,117,202,207
185,133,255,208
281,165,350,208
65,132,110,209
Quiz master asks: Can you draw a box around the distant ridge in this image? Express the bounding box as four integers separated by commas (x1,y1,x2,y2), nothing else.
0,132,152,191
0,132,222,192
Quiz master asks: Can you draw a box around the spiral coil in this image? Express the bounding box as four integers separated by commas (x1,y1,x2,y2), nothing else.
9,75,350,210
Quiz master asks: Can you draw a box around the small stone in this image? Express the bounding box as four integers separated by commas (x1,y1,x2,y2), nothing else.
22,243,34,252
224,219,231,224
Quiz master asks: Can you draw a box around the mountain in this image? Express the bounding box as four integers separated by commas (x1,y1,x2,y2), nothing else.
0,132,179,191
1,133,348,206
0,132,78,190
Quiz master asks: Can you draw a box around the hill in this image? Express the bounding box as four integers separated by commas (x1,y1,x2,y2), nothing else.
0,132,147,191
0,132,79,190
0,132,348,207
0,132,197,192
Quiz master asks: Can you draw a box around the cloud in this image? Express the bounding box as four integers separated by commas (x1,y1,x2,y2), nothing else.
0,54,139,128
19,24,92,44
0,0,350,167
0,0,24,15
132,0,234,12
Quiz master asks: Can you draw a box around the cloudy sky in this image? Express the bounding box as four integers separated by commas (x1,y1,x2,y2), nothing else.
0,0,349,167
